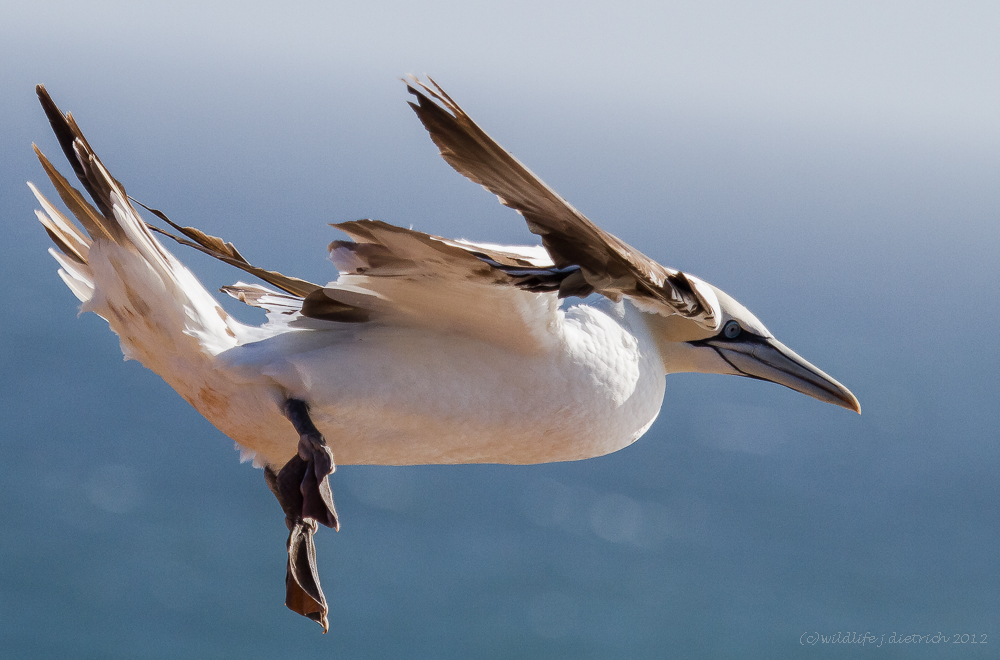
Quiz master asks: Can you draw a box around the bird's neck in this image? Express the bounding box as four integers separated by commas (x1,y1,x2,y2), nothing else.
633,306,721,376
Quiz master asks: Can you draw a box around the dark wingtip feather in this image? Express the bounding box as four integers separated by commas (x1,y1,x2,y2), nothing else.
36,85,86,182
34,86,120,222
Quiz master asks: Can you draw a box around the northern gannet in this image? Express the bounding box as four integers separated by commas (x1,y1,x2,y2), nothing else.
28,78,859,632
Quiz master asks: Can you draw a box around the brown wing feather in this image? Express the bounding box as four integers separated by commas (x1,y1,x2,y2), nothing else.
131,199,323,299
317,219,562,351
406,77,718,329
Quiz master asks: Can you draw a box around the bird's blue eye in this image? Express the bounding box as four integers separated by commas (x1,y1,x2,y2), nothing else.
723,321,741,339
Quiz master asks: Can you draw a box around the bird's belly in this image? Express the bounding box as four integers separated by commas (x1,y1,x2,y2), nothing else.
225,322,665,466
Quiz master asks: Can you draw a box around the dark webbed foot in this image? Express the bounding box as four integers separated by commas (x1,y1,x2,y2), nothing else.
265,399,339,633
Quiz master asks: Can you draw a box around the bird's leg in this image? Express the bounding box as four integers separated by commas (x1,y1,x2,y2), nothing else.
264,398,339,633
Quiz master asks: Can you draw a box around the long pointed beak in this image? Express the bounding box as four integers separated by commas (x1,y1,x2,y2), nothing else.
707,337,861,413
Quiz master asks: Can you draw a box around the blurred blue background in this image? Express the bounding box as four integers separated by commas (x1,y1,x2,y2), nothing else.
2,1,999,658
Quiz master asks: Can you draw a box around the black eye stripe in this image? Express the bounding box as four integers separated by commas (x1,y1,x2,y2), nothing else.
686,322,768,347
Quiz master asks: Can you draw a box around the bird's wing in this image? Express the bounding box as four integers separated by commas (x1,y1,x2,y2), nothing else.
406,77,721,331
298,219,565,352
213,219,570,351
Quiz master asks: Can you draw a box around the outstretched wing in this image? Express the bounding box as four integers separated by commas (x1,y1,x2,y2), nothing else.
406,77,721,331
216,219,568,353
300,220,565,352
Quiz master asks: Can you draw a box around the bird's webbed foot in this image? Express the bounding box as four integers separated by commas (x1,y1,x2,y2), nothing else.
264,398,339,633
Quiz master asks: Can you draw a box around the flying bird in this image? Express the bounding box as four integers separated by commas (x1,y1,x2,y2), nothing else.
28,78,859,632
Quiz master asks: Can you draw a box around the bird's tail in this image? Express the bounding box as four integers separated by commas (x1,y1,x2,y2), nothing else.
28,85,243,378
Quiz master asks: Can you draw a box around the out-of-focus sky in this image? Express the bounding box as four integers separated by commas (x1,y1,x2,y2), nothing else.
2,2,998,658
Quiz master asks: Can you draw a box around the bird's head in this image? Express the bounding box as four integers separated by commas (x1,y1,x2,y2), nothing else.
644,276,860,413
